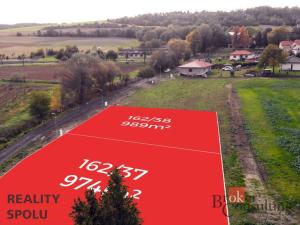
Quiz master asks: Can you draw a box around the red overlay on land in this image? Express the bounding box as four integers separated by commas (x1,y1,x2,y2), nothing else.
0,106,229,225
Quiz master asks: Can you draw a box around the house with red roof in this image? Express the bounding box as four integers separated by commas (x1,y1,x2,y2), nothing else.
279,41,294,52
177,60,212,78
279,40,300,55
229,50,255,61
292,40,300,55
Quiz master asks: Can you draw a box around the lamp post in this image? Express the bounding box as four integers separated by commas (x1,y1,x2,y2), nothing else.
154,60,162,79
159,65,162,79
51,112,57,135
94,88,104,106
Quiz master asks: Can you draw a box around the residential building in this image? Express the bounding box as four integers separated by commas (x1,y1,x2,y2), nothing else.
279,41,294,52
177,60,212,77
229,50,255,61
281,56,300,71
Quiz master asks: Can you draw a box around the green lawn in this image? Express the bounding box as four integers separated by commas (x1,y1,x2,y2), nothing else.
236,79,300,208
128,69,140,79
37,56,58,63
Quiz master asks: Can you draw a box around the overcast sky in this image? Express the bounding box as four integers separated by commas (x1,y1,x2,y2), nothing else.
1,0,300,24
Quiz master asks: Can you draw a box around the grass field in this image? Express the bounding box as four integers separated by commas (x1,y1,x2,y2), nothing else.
0,63,143,82
0,25,47,36
236,79,300,208
0,64,64,81
123,77,252,224
0,36,140,56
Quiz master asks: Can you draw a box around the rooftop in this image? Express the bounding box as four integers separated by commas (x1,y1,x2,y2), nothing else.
293,40,300,45
178,60,212,68
280,40,294,46
230,50,252,55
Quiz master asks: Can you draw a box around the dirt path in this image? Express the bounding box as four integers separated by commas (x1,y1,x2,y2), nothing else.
227,83,298,224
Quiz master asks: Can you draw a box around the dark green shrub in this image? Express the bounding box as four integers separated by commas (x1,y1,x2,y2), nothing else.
138,66,155,78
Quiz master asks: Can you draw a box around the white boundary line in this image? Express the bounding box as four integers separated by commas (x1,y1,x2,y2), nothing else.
216,112,231,225
67,132,221,156
1,107,228,224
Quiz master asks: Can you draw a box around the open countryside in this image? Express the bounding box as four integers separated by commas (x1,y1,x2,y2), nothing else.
0,5,300,225
0,36,140,56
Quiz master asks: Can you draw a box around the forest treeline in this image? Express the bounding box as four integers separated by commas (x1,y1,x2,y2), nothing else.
36,7,300,43
113,7,300,27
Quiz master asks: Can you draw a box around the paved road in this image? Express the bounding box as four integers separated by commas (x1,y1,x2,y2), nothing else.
0,77,159,164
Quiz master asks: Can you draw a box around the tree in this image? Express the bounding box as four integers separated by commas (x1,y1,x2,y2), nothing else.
138,66,155,78
71,190,102,225
167,39,191,65
62,54,122,106
151,50,176,72
62,54,98,105
96,48,106,60
258,44,287,74
160,29,179,42
70,169,143,225
210,25,228,48
186,24,213,54
290,26,300,40
139,42,148,65
0,54,5,65
101,169,142,225
267,27,290,45
18,54,26,66
56,45,79,60
255,31,263,47
261,28,272,47
29,91,51,120
231,26,250,48
105,61,122,86
30,48,45,58
142,30,157,42
239,26,250,47
106,50,118,61
65,45,80,58
145,39,161,49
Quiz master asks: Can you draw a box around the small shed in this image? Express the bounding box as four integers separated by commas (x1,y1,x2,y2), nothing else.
281,56,300,71
177,60,212,77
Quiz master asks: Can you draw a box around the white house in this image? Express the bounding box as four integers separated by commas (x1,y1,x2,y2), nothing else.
279,41,294,52
281,56,300,71
177,60,212,77
292,40,300,56
229,50,255,61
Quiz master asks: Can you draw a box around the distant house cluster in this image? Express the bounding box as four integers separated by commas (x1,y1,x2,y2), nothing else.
118,49,147,57
279,40,300,56
177,50,260,78
118,47,168,57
